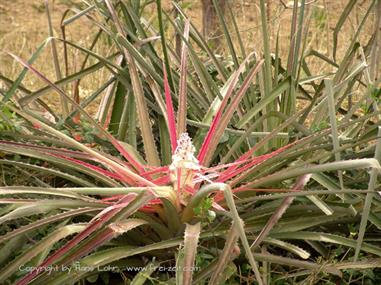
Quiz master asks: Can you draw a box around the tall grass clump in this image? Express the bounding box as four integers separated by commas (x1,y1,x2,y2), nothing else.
0,0,381,284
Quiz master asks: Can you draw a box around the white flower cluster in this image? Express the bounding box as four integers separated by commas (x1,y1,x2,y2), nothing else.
169,133,200,171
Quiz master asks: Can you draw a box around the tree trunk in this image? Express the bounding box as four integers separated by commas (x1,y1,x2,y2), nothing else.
201,0,226,48
173,0,182,56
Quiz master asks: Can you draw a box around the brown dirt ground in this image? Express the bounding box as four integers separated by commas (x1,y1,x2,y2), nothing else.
0,0,377,114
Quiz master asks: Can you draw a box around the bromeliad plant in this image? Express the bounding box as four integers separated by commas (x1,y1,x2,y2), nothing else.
0,57,273,284
1,0,381,284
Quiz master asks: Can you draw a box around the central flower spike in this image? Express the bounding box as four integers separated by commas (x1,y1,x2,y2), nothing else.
170,133,200,171
169,133,200,205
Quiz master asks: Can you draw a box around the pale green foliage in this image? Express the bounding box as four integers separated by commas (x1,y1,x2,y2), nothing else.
0,0,381,284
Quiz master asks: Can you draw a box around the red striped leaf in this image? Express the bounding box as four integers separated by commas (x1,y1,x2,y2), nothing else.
163,65,178,153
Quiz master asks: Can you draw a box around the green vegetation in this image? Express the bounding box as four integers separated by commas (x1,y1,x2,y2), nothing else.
0,0,381,284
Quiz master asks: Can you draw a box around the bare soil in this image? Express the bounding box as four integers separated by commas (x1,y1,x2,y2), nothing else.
0,0,377,113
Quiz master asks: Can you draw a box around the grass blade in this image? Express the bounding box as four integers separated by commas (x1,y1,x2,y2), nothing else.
326,78,345,191
354,127,381,261
45,0,69,116
333,0,356,60
3,40,49,103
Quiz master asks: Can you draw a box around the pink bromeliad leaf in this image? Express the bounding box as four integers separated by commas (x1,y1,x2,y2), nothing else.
220,139,300,183
16,193,137,285
152,175,172,185
197,59,264,167
197,109,223,165
108,138,146,173
16,191,157,285
50,153,126,182
141,166,169,177
8,52,147,175
163,65,178,154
